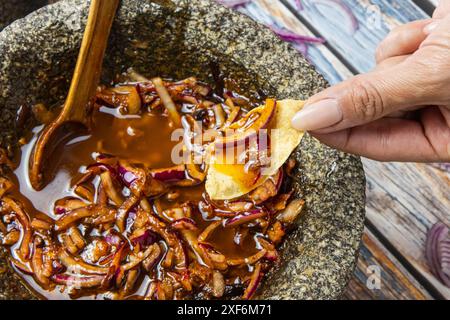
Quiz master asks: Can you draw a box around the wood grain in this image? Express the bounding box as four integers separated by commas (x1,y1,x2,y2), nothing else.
283,0,428,73
364,160,450,299
244,0,450,300
244,0,353,84
3,0,446,300
343,228,432,300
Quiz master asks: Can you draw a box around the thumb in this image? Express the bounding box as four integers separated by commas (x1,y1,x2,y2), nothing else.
291,62,430,133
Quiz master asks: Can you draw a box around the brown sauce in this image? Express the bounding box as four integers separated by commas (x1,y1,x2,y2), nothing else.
0,77,296,300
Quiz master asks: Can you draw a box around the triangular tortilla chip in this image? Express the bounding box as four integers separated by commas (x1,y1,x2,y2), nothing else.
206,100,305,200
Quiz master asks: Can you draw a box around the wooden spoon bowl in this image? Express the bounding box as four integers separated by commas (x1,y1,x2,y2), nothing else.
28,0,119,191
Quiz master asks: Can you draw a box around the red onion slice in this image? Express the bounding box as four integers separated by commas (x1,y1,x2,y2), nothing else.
151,165,186,182
216,0,252,8
276,198,305,224
269,26,325,44
295,42,309,57
215,99,276,149
86,163,118,178
242,263,262,299
431,163,450,173
104,230,124,247
3,197,33,260
52,274,104,288
224,209,267,228
440,239,450,276
58,250,109,275
10,257,33,275
226,201,254,212
171,218,198,231
118,165,138,187
55,207,67,215
426,222,450,287
131,229,159,247
152,77,181,126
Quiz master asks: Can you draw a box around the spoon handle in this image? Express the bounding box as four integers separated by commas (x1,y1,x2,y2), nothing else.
61,0,120,123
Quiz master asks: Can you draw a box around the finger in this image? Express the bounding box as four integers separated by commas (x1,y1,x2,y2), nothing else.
291,60,433,133
375,56,421,118
375,19,432,63
439,105,450,127
421,14,450,48
433,1,450,19
421,106,450,160
311,116,448,162
375,55,409,70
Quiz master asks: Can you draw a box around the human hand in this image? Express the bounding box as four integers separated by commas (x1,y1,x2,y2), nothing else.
291,2,450,162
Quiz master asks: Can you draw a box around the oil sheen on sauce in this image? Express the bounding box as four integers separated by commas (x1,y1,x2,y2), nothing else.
9,106,259,299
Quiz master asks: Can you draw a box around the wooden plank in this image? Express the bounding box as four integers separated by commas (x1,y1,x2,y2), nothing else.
242,0,353,84
244,0,450,300
343,228,432,300
283,0,429,73
4,0,448,300
243,0,441,300
270,0,450,299
412,0,437,16
364,160,450,299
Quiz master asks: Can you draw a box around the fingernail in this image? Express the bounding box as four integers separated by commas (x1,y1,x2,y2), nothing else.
291,99,342,131
424,20,439,34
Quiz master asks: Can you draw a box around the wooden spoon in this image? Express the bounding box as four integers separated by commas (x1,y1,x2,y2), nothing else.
29,0,120,191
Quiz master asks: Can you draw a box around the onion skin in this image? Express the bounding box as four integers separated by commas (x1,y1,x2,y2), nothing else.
118,165,138,187
55,207,67,215
52,274,105,288
104,231,123,247
426,222,450,287
216,0,252,9
131,229,159,247
270,26,325,44
151,165,186,182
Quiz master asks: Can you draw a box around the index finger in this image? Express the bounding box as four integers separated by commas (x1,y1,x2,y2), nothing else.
433,1,450,19
375,19,431,63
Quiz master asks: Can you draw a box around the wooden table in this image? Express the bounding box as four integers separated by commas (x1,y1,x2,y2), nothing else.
1,0,448,300
238,0,450,300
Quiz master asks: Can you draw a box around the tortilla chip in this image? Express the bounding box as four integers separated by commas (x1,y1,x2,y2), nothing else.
206,99,305,200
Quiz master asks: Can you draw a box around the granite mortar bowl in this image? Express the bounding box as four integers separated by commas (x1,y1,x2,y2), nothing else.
0,0,366,300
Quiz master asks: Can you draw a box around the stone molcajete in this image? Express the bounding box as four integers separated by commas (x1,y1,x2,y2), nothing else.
0,0,365,300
